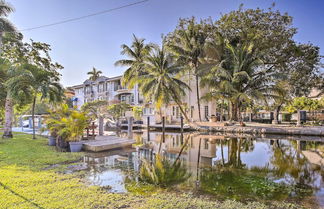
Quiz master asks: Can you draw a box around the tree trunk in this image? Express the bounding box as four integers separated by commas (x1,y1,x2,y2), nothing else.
272,105,282,124
296,109,301,126
230,102,238,121
195,74,202,122
2,94,13,138
173,135,189,166
98,115,104,136
174,99,190,122
32,96,36,139
0,31,3,54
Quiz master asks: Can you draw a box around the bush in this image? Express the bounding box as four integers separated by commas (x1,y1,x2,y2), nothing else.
282,113,292,122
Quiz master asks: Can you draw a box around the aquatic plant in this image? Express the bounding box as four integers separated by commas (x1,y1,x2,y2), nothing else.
200,167,313,201
139,154,191,187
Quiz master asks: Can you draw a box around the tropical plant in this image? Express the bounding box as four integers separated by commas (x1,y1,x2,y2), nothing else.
201,37,275,121
115,34,153,89
138,46,191,121
0,0,16,51
166,17,212,121
132,106,143,120
7,63,63,139
0,1,17,138
107,102,131,122
217,6,323,99
1,38,63,139
81,100,108,120
139,154,191,187
87,67,102,81
44,104,71,137
45,104,89,142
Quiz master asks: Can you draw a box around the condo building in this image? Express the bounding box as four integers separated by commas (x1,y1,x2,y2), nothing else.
69,74,218,123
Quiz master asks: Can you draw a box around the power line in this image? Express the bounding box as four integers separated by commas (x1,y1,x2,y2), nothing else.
20,0,149,32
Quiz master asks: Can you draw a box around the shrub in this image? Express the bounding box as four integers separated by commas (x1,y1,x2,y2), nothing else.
282,113,292,122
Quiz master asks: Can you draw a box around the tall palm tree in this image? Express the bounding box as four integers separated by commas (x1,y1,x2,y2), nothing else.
0,0,16,51
138,46,190,121
166,18,211,121
115,34,153,89
0,1,17,138
87,67,102,81
201,36,275,121
7,63,63,139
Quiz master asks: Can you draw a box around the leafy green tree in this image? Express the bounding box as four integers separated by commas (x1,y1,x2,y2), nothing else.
2,37,63,139
107,102,131,124
87,67,102,81
115,34,153,89
7,63,63,139
166,17,213,121
138,46,191,121
132,106,143,120
216,5,323,98
270,81,291,124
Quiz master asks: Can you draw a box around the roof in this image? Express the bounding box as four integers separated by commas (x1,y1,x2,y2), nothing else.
67,75,122,89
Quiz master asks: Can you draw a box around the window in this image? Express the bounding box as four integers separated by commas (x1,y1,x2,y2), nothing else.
204,139,209,149
98,83,105,93
85,86,92,94
190,106,194,118
121,95,126,102
204,106,209,120
172,106,175,116
176,107,180,118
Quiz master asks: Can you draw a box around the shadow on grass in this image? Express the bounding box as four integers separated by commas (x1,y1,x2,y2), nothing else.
0,181,45,209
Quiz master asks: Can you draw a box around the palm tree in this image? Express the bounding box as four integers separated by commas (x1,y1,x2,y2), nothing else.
115,34,153,89
7,63,63,139
201,36,275,121
87,67,102,81
0,0,16,51
138,46,190,121
0,58,13,138
166,18,211,121
0,1,17,138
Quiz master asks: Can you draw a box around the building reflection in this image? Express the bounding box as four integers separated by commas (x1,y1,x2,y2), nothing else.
82,131,324,205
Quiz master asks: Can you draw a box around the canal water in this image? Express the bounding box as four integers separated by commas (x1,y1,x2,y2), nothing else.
81,131,324,208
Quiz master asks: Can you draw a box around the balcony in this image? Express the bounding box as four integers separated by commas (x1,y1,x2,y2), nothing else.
115,85,132,93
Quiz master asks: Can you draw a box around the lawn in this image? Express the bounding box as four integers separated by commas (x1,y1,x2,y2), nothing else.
0,133,300,209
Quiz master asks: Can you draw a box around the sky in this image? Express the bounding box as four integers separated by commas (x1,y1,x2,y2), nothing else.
8,0,324,87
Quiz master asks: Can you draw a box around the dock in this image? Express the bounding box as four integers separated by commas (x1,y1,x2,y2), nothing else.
83,135,135,152
143,124,191,131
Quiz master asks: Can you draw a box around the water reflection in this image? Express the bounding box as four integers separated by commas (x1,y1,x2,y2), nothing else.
82,131,324,207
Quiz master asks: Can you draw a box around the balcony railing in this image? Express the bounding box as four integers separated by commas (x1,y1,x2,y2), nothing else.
116,85,129,91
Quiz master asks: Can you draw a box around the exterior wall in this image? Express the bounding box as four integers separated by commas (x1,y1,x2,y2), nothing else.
161,73,217,123
70,76,141,110
69,73,217,123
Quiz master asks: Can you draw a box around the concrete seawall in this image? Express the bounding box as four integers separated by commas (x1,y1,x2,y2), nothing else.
193,125,324,137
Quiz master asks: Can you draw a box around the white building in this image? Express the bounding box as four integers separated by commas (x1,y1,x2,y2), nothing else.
70,76,143,109
70,74,218,124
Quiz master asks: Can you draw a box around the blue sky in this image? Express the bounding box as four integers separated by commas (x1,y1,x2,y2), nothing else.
8,0,324,87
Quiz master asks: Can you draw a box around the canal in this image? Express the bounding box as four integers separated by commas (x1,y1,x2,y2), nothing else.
80,131,324,208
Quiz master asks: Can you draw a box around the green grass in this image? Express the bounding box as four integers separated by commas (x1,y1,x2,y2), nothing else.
0,133,82,170
0,133,302,209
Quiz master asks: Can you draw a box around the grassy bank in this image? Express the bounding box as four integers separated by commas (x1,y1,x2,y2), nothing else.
0,133,300,209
